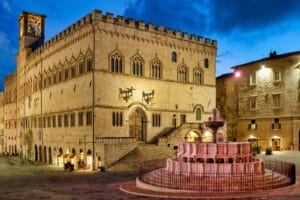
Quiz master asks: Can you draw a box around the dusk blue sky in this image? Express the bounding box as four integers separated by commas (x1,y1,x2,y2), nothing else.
1,0,300,90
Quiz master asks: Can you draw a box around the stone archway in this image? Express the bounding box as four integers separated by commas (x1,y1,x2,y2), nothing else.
185,130,201,142
202,129,214,143
129,109,147,142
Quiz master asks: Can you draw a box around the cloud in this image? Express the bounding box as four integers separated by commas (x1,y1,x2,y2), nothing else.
124,0,300,38
124,0,209,36
209,0,300,34
1,0,10,12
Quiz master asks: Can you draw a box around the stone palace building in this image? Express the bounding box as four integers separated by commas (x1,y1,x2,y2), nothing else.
217,51,300,151
0,10,217,169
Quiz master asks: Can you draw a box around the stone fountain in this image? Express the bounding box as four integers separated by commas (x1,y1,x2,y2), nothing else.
129,109,293,194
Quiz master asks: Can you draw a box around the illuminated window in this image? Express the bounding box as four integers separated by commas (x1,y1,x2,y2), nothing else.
110,51,123,73
274,70,281,82
204,58,209,68
152,113,161,127
178,64,188,83
250,96,257,110
272,94,282,108
194,68,203,85
249,73,256,85
150,59,162,79
248,119,257,130
171,52,177,62
131,55,144,76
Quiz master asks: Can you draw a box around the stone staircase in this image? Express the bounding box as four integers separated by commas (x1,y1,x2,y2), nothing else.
157,123,202,148
108,143,176,171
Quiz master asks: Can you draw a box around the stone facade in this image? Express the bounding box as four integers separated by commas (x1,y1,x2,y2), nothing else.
2,10,217,168
217,52,300,151
3,72,17,155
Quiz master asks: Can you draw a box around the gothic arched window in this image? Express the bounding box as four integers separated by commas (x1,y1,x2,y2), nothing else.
150,59,162,79
178,64,188,83
171,51,177,62
110,51,123,73
131,54,144,76
194,68,203,85
86,51,93,72
195,108,202,120
78,55,86,75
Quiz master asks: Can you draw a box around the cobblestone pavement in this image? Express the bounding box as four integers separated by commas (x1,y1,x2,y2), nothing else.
1,151,300,199
0,157,149,200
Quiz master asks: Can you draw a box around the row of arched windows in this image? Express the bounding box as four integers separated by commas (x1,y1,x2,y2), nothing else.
109,50,204,84
177,64,203,84
24,52,93,97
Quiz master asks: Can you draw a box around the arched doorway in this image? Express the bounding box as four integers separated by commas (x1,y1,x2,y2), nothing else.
185,130,201,142
202,129,213,142
35,145,38,161
272,136,281,151
48,147,52,164
129,109,147,142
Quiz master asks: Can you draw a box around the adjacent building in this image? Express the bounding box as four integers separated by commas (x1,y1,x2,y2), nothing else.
1,10,217,168
217,51,300,151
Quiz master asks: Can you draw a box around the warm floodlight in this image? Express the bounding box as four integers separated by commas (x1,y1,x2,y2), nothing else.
234,71,241,78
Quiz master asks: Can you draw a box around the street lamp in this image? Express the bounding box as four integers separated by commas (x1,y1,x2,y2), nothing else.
234,71,241,78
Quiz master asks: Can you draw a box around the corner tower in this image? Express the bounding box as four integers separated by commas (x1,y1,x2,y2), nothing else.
18,11,46,50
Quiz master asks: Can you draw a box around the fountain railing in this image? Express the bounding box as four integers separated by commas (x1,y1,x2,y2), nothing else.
139,159,296,192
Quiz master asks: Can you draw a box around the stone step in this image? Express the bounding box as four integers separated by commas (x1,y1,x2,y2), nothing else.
108,144,176,171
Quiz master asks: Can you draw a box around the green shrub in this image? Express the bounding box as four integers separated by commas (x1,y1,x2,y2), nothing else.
251,145,261,155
